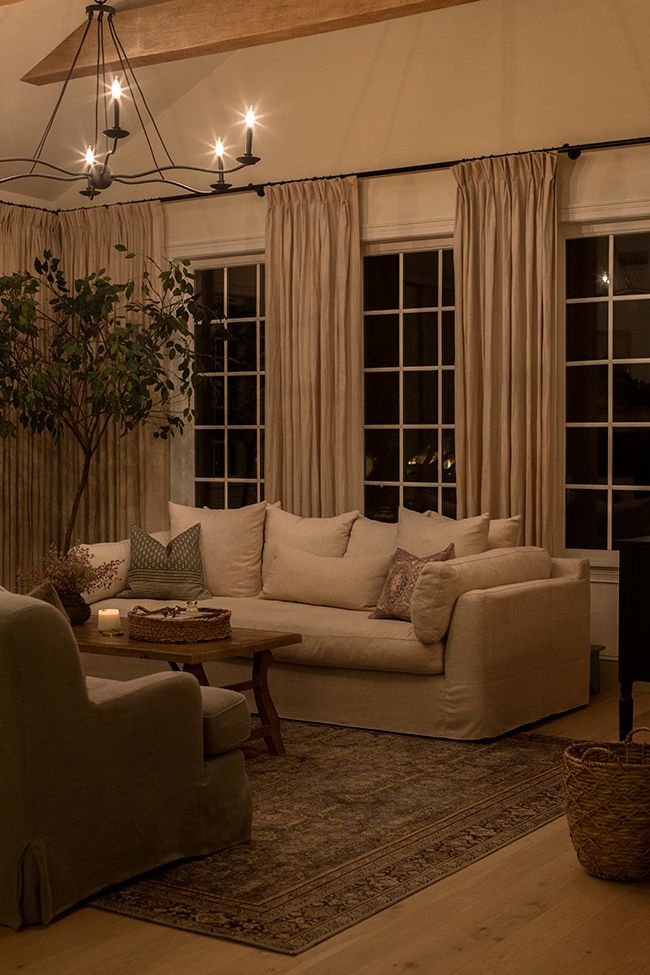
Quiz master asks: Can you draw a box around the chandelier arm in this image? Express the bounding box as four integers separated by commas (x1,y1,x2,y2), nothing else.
30,13,94,172
0,158,88,177
0,172,87,184
107,15,174,172
99,10,111,157
110,161,256,179
112,176,214,194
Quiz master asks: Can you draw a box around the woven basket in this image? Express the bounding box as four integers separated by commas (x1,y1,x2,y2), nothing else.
563,728,650,882
127,605,232,643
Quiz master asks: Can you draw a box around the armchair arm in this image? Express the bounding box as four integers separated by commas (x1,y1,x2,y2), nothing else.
85,670,206,780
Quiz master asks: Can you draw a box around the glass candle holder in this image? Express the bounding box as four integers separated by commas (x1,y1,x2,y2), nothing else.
97,608,122,635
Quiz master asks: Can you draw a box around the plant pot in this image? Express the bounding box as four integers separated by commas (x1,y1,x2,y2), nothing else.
60,591,91,626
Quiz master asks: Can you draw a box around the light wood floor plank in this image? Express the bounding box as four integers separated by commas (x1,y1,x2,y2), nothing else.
2,689,649,975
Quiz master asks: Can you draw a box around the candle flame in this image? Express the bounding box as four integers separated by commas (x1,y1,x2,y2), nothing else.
215,137,225,158
111,77,122,101
85,146,95,166
245,107,255,129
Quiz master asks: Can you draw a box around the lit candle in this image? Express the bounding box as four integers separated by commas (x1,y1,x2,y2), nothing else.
215,137,225,182
245,107,255,157
111,77,122,130
85,146,95,167
97,608,121,633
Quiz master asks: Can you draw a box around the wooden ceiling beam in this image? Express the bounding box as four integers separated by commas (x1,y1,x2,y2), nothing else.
22,0,479,86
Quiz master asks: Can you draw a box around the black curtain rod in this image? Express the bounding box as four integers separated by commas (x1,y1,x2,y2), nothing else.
161,134,650,205
4,133,650,214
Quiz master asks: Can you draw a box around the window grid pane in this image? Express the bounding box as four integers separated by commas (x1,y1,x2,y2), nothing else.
565,232,650,551
363,246,455,521
194,263,265,509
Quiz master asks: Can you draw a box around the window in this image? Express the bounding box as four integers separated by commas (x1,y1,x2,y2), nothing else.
565,231,650,551
193,262,265,509
362,245,456,522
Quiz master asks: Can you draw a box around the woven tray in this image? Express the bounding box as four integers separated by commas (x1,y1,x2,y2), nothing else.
563,728,650,882
127,605,232,643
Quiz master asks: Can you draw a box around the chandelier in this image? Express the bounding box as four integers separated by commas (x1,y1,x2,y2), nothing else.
0,0,260,200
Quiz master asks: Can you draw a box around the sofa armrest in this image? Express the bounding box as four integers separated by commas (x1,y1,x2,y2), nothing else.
443,575,591,686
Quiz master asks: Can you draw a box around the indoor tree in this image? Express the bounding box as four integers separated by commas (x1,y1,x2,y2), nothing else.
0,246,224,553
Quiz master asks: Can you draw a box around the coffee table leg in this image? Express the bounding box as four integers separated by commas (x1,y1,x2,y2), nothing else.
180,662,209,686
252,650,285,756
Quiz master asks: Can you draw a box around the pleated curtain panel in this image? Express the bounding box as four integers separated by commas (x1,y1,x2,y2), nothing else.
0,200,167,587
264,177,364,517
452,152,562,553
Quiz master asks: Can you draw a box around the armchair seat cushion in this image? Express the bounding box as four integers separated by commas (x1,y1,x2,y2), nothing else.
86,677,250,756
199,686,251,754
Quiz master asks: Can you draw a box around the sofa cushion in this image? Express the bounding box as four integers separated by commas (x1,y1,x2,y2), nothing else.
487,516,522,548
345,517,398,560
410,546,552,644
262,543,392,610
93,595,444,676
199,686,251,754
371,544,454,621
398,507,490,559
169,501,267,597
119,524,210,600
263,507,359,581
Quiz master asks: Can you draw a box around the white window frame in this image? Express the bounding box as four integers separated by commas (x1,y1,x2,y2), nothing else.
191,255,266,509
362,236,456,518
562,219,650,569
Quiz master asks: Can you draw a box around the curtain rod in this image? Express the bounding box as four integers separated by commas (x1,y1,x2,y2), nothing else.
3,134,650,213
161,134,650,204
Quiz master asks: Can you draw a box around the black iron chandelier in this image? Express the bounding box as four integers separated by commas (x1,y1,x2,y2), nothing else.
1,0,260,199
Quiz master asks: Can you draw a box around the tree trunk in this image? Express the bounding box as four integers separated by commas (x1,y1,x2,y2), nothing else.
63,450,93,553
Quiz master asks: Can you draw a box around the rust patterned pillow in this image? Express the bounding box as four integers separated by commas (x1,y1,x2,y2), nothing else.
369,543,455,621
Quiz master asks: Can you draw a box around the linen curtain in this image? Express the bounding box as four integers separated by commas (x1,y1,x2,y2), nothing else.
452,152,561,553
0,204,61,588
264,177,364,516
0,200,167,587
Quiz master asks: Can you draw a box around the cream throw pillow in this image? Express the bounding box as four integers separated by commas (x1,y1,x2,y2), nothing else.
487,516,522,548
345,516,398,560
169,501,267,596
410,546,552,644
262,543,392,611
263,507,359,582
398,507,489,559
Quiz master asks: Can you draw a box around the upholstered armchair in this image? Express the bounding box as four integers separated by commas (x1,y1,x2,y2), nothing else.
0,591,252,929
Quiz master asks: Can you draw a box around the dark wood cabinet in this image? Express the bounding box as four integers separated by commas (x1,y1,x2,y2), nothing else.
617,536,650,739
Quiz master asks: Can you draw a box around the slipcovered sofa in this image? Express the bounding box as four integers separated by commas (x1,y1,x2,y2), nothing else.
0,589,252,929
84,502,591,741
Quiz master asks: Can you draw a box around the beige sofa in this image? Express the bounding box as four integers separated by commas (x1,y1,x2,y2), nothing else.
84,503,591,741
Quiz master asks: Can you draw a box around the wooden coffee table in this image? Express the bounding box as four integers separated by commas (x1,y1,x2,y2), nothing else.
75,623,301,756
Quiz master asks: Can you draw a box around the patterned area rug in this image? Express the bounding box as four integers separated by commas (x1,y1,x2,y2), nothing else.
91,721,569,955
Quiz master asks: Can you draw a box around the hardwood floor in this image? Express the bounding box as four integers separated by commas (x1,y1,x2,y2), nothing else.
2,686,649,975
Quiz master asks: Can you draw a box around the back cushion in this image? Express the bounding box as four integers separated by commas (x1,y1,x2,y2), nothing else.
169,500,267,596
487,515,522,548
399,507,490,559
410,546,552,644
345,517,398,559
262,543,392,611
263,507,359,582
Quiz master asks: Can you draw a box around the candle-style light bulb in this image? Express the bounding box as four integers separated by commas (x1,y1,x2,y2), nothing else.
245,106,255,156
215,137,225,181
85,146,95,167
111,77,122,130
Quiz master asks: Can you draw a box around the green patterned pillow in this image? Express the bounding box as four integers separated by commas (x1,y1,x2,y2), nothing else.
119,524,210,600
